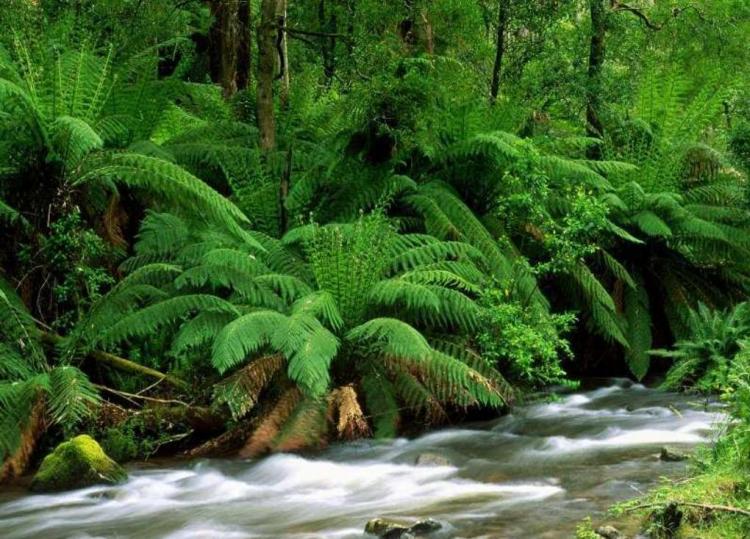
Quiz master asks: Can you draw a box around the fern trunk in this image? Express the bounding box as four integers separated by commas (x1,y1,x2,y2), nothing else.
0,393,46,483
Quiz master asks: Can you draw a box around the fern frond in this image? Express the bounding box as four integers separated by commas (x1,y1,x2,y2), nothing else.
347,318,432,361
623,277,652,380
172,311,236,356
272,313,338,398
212,310,287,373
79,153,252,234
239,388,301,458
213,354,285,420
361,371,399,438
328,385,370,440
272,396,329,452
97,294,239,348
50,115,102,169
291,291,344,332
47,366,99,431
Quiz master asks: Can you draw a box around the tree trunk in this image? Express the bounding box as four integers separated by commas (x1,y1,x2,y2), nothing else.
586,0,607,157
278,0,290,108
490,0,510,103
319,0,337,87
208,0,240,97
236,0,252,91
399,0,433,54
257,0,280,151
207,0,252,96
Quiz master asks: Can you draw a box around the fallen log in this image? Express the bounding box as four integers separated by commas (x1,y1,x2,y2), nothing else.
40,332,189,390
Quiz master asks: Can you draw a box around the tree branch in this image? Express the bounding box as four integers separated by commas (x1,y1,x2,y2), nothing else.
40,332,189,390
611,2,663,30
610,1,705,31
625,501,750,517
275,25,352,41
94,385,192,407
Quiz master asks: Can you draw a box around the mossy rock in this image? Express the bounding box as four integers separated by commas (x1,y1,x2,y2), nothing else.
30,435,127,492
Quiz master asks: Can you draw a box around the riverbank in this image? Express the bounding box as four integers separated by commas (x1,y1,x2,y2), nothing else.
579,441,750,539
0,380,723,539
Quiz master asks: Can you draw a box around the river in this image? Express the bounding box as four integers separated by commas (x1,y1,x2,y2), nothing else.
0,379,723,538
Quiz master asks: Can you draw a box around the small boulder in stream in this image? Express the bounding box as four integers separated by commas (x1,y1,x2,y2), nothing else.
414,453,451,467
595,525,625,539
659,446,689,462
365,518,442,538
30,435,127,492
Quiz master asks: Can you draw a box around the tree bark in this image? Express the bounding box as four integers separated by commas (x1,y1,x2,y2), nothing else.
490,0,510,103
399,0,434,54
319,0,337,87
208,0,240,97
278,0,290,108
207,0,252,97
586,0,607,157
258,0,280,151
236,0,252,91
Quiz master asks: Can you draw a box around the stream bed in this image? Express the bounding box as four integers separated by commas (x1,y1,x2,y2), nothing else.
0,379,724,538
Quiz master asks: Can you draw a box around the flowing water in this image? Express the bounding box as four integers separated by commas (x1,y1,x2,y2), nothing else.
0,379,724,539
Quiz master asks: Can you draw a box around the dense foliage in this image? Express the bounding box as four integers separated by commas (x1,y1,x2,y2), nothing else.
0,0,748,473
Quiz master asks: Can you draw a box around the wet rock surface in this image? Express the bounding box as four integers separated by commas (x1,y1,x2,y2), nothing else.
30,435,127,493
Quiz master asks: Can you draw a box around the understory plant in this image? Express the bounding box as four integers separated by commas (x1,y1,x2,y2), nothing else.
79,211,511,454
654,302,750,393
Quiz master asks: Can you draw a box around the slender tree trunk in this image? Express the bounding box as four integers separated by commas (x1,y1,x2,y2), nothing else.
346,0,355,58
319,0,337,87
257,0,279,151
419,8,434,54
236,0,252,91
208,0,240,97
490,0,510,103
586,0,607,157
399,0,433,54
277,0,291,108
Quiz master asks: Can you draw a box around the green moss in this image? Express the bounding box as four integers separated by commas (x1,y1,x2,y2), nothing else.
30,435,127,492
99,426,140,463
612,461,750,539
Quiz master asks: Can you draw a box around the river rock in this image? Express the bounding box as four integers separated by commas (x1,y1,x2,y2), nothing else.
365,519,409,537
408,519,442,534
595,525,625,539
364,518,442,538
659,446,689,462
415,453,451,467
30,435,127,493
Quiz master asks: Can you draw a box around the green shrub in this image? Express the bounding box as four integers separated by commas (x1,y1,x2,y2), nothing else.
477,285,575,387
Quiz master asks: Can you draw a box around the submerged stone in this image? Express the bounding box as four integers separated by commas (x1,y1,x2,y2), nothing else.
595,525,625,539
414,453,451,467
30,435,127,493
365,518,442,538
365,519,409,537
408,519,442,534
659,446,689,462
